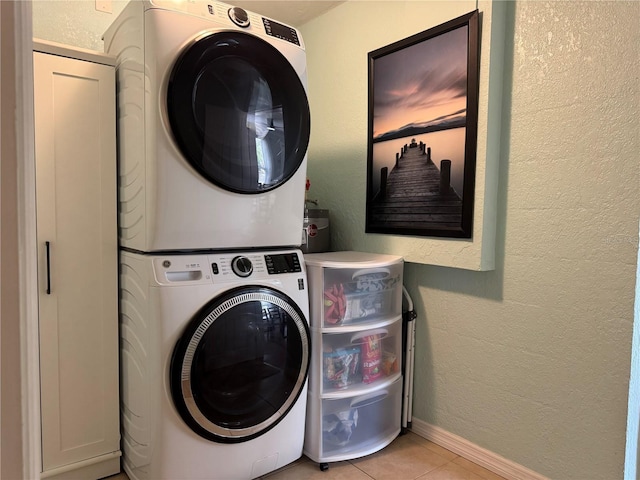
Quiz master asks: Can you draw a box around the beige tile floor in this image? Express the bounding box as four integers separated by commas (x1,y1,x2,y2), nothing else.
106,431,506,480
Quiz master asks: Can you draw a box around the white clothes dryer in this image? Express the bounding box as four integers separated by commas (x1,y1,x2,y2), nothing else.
104,1,310,252
119,248,311,480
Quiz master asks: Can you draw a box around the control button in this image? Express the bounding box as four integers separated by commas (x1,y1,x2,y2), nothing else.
231,256,253,277
228,7,250,27
211,263,219,275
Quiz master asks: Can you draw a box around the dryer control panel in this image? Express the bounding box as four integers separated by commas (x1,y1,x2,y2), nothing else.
200,1,303,47
262,18,301,46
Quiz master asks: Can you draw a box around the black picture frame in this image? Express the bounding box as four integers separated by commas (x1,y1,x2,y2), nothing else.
365,10,480,239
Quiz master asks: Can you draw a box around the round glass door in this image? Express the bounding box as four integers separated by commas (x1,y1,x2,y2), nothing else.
170,286,310,443
167,32,311,194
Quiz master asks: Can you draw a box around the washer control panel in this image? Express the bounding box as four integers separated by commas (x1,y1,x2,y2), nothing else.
210,250,302,280
264,252,302,274
151,250,305,285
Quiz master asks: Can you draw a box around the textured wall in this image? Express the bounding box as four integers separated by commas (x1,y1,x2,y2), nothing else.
302,1,639,479
32,1,127,51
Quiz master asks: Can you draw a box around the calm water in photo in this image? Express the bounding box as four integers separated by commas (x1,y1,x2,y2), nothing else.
371,127,466,199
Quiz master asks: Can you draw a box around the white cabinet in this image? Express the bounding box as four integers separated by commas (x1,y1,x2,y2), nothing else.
303,251,404,468
33,40,121,480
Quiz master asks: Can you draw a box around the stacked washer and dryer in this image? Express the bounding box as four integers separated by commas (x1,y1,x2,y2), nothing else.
103,1,312,479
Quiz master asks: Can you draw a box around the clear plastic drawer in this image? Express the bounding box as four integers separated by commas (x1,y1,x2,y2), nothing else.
305,253,403,329
317,319,402,395
319,377,402,459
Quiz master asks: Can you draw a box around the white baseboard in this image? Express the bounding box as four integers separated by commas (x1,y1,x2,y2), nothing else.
409,418,549,480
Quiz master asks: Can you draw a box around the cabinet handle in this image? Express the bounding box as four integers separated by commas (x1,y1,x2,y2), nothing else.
45,241,51,295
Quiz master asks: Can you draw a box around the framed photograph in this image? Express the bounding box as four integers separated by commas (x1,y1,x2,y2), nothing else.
365,10,480,239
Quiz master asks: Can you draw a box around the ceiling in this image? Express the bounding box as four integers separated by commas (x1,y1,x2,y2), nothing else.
230,1,345,27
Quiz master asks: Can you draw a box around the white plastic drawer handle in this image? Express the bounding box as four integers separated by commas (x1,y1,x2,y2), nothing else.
350,328,389,345
350,390,388,409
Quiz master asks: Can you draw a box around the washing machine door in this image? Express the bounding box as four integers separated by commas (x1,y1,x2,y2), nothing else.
167,31,310,194
170,285,310,443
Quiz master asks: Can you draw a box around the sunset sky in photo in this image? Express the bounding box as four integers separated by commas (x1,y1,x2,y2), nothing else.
372,25,469,139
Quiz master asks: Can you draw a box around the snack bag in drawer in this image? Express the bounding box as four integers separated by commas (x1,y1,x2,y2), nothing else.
323,345,361,389
382,351,398,376
324,284,346,325
361,333,382,383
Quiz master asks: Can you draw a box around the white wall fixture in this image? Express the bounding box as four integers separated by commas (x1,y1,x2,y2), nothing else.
95,1,112,14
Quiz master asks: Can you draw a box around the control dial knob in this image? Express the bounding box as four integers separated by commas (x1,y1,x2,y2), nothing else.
228,7,250,28
231,256,253,277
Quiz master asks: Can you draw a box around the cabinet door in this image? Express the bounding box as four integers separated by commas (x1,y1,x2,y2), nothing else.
33,51,119,472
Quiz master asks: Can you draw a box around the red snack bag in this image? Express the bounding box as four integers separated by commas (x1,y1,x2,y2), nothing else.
361,333,382,383
324,284,346,325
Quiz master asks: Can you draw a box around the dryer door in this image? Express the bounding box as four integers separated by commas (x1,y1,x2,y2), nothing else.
167,31,310,194
170,285,310,443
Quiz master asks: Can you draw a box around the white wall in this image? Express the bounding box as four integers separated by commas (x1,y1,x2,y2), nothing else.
302,1,639,479
32,0,127,51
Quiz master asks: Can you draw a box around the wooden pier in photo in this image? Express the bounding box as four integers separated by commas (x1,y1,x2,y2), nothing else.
368,140,462,232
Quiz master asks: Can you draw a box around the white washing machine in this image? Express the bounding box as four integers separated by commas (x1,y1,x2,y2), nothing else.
103,1,311,252
119,248,311,480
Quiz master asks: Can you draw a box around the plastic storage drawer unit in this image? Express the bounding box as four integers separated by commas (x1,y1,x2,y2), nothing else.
303,251,404,469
